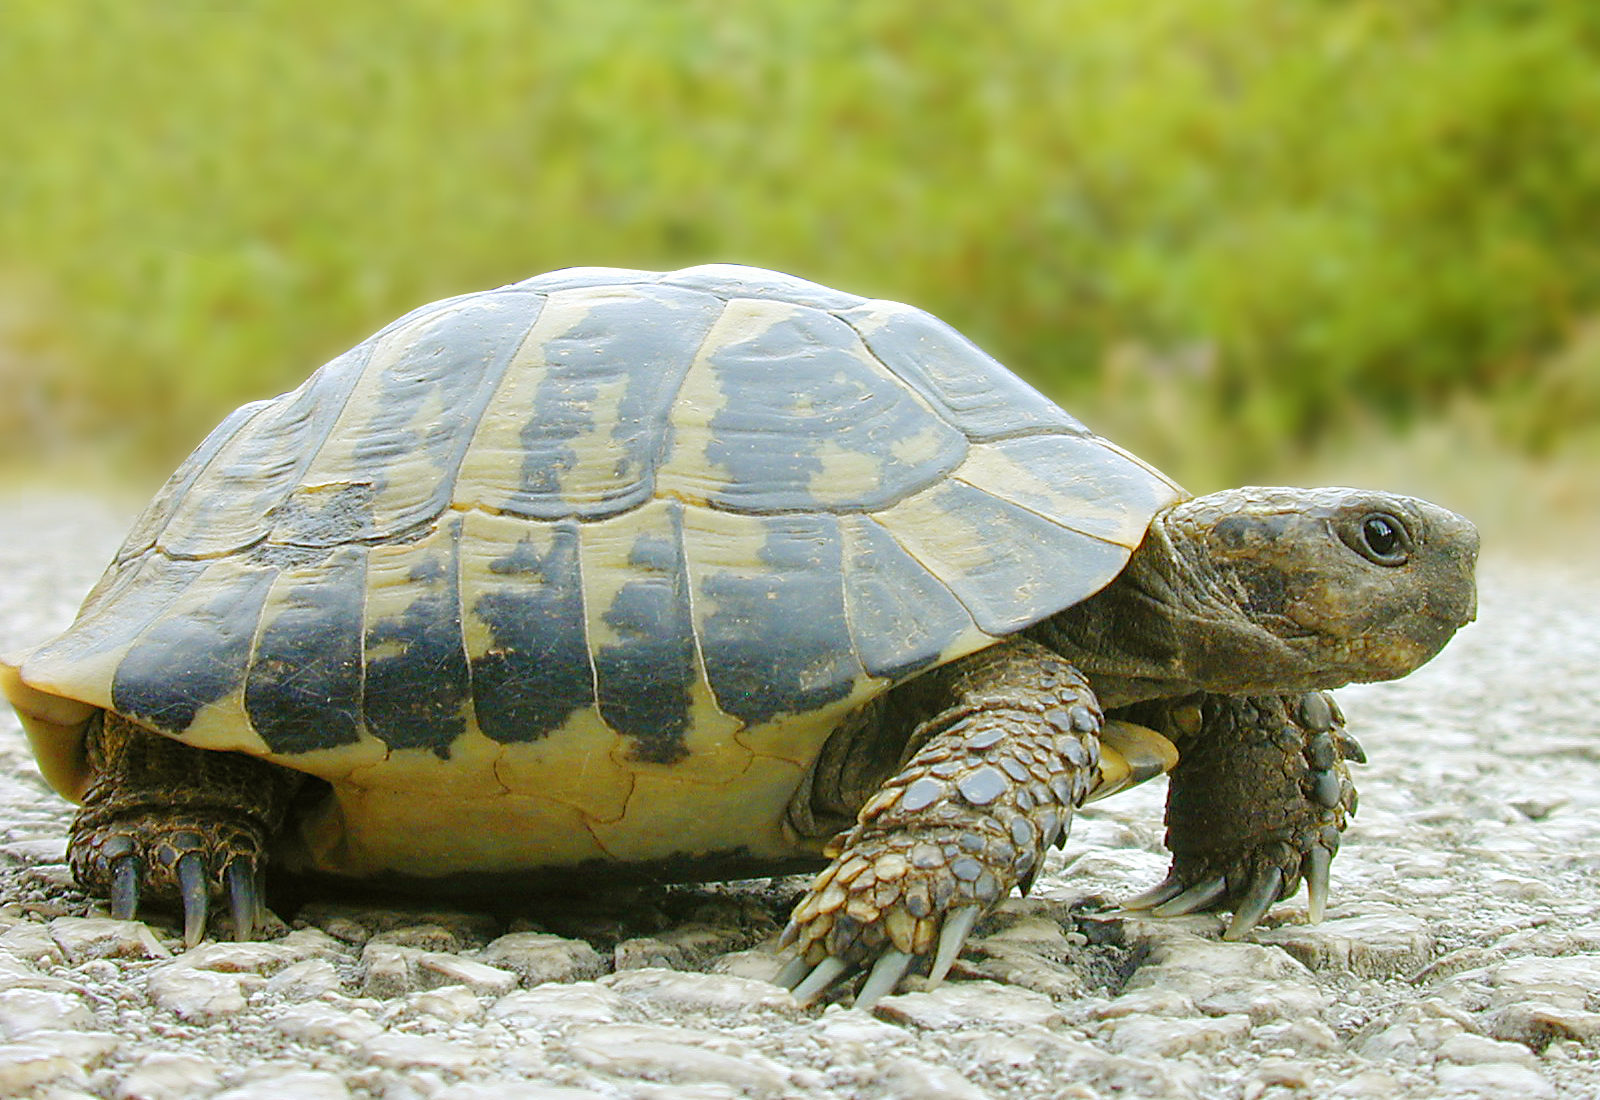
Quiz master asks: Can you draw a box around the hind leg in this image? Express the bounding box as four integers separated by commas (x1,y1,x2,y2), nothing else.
70,711,300,945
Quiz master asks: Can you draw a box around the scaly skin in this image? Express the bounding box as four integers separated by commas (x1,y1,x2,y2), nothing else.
70,711,298,944
780,638,1103,1004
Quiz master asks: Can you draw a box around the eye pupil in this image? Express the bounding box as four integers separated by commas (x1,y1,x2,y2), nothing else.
1363,516,1400,557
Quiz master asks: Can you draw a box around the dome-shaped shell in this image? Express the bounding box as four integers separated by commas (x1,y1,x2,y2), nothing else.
9,265,1184,798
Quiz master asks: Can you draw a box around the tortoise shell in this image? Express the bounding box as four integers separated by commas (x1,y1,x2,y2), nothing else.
5,265,1184,880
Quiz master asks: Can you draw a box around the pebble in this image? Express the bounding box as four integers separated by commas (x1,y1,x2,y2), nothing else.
0,1031,120,1094
0,920,60,963
0,987,94,1036
417,953,519,995
1100,1012,1252,1057
1118,932,1328,1023
873,980,1066,1030
360,1031,480,1070
1256,913,1434,978
116,1052,223,1100
145,964,251,1021
873,1056,991,1100
564,1022,791,1096
263,957,343,999
600,967,799,1013
271,1001,385,1045
489,981,633,1029
213,1070,351,1100
1433,1062,1556,1098
480,931,606,986
48,916,169,962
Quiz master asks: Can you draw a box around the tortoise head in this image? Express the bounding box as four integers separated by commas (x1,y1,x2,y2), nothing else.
1150,486,1479,692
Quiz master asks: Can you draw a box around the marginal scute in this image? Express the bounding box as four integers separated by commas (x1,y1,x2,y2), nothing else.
111,558,278,737
682,507,864,727
361,517,470,756
245,547,367,756
578,500,698,764
459,511,593,746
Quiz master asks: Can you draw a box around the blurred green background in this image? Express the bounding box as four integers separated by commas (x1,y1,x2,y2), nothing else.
2,1,1597,531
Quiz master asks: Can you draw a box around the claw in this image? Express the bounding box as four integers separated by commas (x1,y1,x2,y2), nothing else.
226,860,257,942
1305,845,1331,924
774,954,812,991
929,906,980,985
1121,873,1185,912
855,949,914,1009
1223,866,1282,941
109,854,140,921
1151,875,1227,917
176,852,209,948
791,956,850,1006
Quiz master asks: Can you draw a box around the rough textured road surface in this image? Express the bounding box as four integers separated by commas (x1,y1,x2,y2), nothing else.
1,491,1596,1100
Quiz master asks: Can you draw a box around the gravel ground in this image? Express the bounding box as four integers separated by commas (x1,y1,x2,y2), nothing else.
1,490,1596,1100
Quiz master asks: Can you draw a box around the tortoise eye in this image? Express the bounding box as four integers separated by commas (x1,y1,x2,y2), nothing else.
1355,513,1409,565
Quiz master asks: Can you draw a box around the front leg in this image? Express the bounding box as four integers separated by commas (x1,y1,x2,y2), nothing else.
1120,691,1361,939
778,637,1106,1007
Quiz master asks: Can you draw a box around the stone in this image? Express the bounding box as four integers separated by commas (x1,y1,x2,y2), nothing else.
600,967,799,1013
369,923,461,952
873,1056,991,1100
359,942,421,998
178,940,302,975
213,1070,351,1100
270,1002,384,1045
144,964,249,1021
0,1031,120,1094
1485,1001,1600,1046
397,984,484,1025
872,980,1066,1030
116,1052,222,1100
1120,932,1328,1023
614,925,745,970
1436,1032,1540,1069
0,954,79,993
1101,1013,1252,1058
488,982,633,1029
48,916,169,962
1255,914,1434,978
263,958,343,999
0,987,94,1036
481,931,605,986
0,920,61,963
1433,1062,1555,1098
564,1023,790,1096
1241,1060,1313,1100
417,952,519,995
360,1031,480,1070
1093,987,1199,1019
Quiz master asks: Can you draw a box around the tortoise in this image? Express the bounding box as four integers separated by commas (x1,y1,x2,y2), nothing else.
1,264,1478,1006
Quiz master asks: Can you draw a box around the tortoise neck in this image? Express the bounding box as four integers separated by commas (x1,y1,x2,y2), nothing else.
1027,508,1315,707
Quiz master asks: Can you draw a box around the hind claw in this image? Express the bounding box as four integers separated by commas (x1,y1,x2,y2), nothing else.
226,860,258,942
176,852,209,947
109,853,140,921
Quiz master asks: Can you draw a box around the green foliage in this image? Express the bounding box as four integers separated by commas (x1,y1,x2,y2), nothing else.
1,1,1596,483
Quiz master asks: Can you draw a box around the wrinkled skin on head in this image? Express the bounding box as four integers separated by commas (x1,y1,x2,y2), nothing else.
1033,487,1479,706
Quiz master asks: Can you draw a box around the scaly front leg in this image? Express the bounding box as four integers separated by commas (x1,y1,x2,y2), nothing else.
778,637,1107,1008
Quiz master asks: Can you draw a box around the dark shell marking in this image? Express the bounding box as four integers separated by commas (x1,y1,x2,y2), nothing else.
24,265,1183,765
